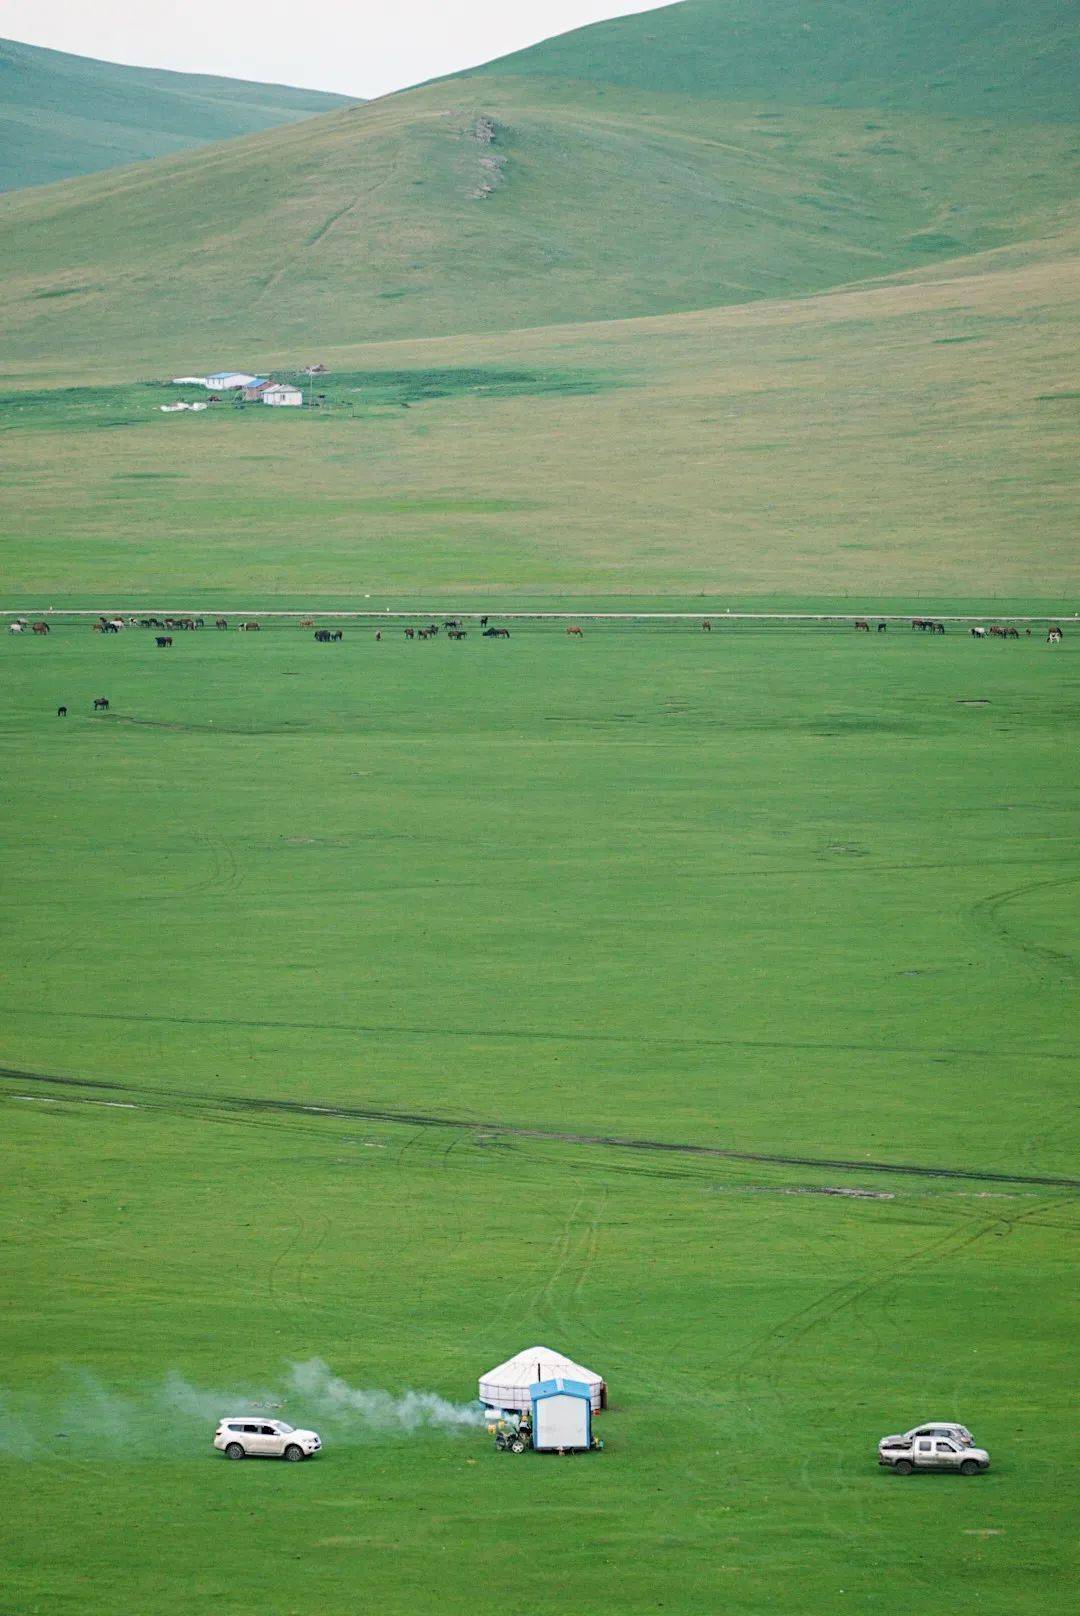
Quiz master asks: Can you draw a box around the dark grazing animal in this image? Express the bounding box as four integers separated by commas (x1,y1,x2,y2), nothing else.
702,620,711,631
404,627,415,640
31,621,50,635
215,618,229,630
566,626,584,637
480,616,489,628
57,706,67,717
93,697,109,711
483,627,510,638
156,636,173,647
877,621,887,632
854,619,870,632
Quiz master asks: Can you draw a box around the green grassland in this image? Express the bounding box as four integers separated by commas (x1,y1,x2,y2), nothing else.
1,0,1077,373
2,4,1078,1609
2,623,1078,1614
0,36,353,195
476,0,1079,121
2,242,1077,604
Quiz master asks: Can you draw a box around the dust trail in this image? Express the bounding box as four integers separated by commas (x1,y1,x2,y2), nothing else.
0,1361,484,1460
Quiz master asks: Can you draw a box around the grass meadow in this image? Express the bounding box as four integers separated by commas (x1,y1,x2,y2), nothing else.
2,619,1077,1614
3,236,1078,609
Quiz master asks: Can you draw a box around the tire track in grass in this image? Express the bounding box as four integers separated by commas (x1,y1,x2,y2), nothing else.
4,1003,1075,1065
2,1064,1077,1190
968,870,1080,976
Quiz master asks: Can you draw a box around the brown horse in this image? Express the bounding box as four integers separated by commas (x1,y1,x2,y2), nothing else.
215,618,229,630
702,620,712,631
31,621,50,635
854,619,870,632
566,626,584,637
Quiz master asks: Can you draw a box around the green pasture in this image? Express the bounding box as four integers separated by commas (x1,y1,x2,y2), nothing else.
1,623,1077,1614
3,247,1079,607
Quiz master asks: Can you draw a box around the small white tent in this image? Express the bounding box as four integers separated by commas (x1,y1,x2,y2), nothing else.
479,1346,605,1413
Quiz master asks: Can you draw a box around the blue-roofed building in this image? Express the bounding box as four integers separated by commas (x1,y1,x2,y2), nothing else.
530,1378,592,1451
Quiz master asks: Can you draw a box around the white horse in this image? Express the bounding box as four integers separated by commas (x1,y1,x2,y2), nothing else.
970,626,987,638
8,621,23,633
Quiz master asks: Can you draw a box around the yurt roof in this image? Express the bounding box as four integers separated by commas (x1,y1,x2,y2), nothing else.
480,1345,602,1390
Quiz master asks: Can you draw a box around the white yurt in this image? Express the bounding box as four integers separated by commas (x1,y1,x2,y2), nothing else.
479,1346,605,1413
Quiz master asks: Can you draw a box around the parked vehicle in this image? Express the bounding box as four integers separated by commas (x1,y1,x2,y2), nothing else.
878,1422,974,1457
213,1417,322,1461
879,1434,989,1476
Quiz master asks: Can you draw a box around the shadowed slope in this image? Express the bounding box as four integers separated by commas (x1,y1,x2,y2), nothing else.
0,35,355,193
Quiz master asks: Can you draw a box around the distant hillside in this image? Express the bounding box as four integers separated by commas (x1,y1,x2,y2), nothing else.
0,0,1076,375
0,36,356,193
471,0,1079,121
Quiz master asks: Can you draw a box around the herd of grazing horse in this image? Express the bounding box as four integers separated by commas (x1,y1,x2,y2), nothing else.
10,609,1068,723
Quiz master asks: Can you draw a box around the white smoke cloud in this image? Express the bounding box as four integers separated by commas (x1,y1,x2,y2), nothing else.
0,1360,484,1460
286,1358,486,1433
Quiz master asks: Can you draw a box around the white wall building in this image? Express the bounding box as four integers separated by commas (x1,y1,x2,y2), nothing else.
531,1378,593,1451
260,383,303,407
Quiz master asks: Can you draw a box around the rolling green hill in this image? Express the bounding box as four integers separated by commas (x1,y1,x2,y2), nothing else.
0,0,1076,375
0,36,355,194
0,0,1077,602
473,0,1080,120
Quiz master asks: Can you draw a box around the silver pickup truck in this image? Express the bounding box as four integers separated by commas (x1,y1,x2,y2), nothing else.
880,1433,989,1476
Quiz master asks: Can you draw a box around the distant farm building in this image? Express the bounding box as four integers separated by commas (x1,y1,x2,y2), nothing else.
240,379,271,401
260,383,303,407
204,372,262,391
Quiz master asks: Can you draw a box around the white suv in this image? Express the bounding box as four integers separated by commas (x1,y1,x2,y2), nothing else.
214,1418,322,1461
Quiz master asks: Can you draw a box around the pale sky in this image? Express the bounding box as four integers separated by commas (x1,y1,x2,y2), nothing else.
0,0,672,99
